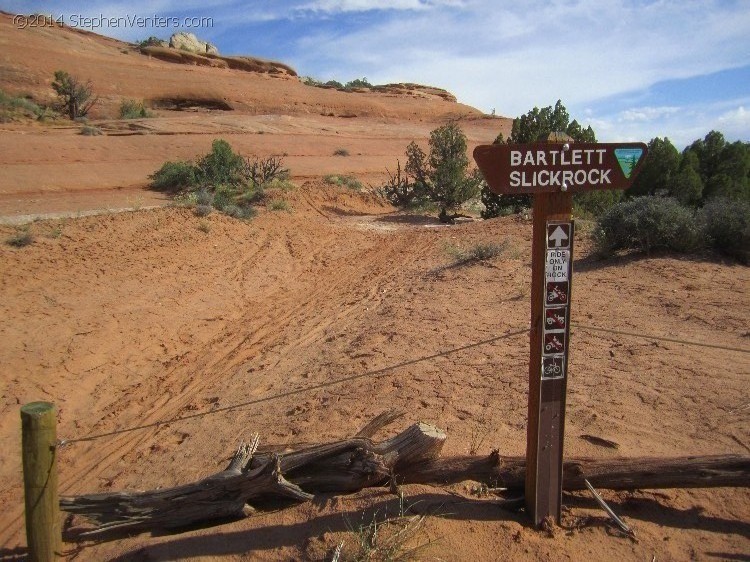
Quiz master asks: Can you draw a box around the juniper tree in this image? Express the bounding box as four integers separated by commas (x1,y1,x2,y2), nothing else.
51,70,97,120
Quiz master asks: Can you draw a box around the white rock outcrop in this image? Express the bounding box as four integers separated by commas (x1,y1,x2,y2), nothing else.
169,32,218,55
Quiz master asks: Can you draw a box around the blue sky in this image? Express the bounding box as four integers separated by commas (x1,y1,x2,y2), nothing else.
4,0,749,148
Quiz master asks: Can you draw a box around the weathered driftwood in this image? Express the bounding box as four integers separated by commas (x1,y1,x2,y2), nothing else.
400,452,750,491
61,421,446,538
61,416,750,539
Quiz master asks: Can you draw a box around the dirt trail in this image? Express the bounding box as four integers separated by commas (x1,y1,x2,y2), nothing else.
1,184,748,561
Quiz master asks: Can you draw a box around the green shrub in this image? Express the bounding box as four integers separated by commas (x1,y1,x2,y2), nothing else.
481,191,527,218
0,90,51,121
150,160,197,192
195,188,213,206
222,203,256,219
211,189,233,211
447,241,508,261
119,99,152,119
345,77,372,89
244,154,289,188
34,106,58,121
573,190,623,219
595,196,704,256
264,177,296,191
700,197,750,263
237,184,265,205
324,174,362,190
380,160,426,207
138,36,165,48
6,229,33,248
197,139,245,186
8,96,39,114
151,139,289,220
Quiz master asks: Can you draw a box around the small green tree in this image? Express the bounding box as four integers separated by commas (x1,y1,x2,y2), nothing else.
703,141,750,201
685,130,727,185
406,123,483,223
481,100,597,218
668,151,703,206
51,70,96,119
345,77,372,89
627,137,680,197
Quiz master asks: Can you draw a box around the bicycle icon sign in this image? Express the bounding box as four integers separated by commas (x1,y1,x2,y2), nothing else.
542,355,565,380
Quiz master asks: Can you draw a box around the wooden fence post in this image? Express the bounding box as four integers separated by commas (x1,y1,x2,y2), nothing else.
21,401,60,561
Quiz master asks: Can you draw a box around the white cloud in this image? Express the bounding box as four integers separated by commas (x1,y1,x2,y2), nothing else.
619,107,681,123
716,106,750,140
296,0,462,12
283,0,750,147
291,0,750,114
298,0,428,12
582,98,750,148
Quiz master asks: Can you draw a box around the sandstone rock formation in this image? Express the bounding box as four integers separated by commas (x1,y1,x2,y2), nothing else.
169,32,219,55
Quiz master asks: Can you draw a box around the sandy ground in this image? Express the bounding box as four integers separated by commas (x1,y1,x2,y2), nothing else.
1,10,749,562
1,185,748,561
0,112,504,222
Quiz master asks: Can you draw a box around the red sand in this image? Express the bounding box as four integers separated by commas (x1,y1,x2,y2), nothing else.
0,12,748,561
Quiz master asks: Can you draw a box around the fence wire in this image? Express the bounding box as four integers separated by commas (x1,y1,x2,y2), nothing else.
55,322,749,448
571,323,750,354
57,327,530,447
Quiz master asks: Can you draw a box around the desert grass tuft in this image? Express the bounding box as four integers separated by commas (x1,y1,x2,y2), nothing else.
268,198,292,212
338,511,432,562
194,204,213,217
444,240,509,266
324,174,362,191
6,227,34,248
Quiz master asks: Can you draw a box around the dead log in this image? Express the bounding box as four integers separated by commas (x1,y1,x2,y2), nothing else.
61,422,446,538
400,452,750,491
61,419,750,539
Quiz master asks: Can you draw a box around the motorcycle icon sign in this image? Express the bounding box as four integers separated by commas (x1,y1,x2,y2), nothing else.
546,281,568,305
545,306,567,330
544,332,566,353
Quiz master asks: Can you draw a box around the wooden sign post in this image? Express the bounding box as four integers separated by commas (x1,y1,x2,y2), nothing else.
474,135,647,526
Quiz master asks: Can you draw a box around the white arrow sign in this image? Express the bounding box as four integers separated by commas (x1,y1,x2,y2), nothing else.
548,226,569,248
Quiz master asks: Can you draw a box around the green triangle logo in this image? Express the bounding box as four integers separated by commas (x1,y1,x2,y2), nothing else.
614,147,644,178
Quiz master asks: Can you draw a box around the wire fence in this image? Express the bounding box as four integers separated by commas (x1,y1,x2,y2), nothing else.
54,323,749,448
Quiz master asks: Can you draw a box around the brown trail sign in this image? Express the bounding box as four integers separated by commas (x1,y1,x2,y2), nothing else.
473,136,647,527
474,141,648,194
